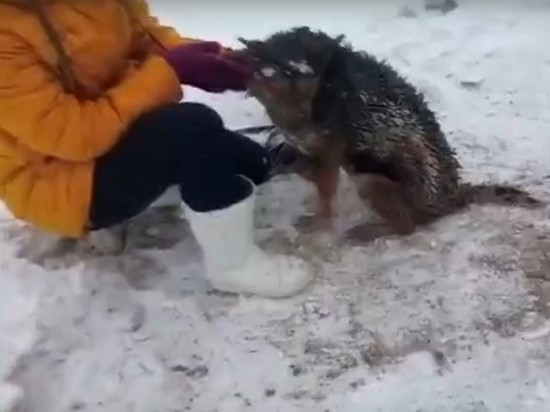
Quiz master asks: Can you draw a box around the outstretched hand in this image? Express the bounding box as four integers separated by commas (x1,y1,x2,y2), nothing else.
162,41,253,93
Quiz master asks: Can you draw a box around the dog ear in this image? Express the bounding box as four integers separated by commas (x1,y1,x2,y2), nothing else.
237,37,250,47
334,34,346,44
237,37,264,54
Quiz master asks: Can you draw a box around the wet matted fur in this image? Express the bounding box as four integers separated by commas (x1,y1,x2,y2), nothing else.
235,26,543,242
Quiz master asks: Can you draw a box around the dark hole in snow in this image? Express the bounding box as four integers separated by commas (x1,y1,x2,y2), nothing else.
349,378,366,389
265,388,276,397
290,364,305,376
398,5,418,18
425,0,458,13
170,365,209,378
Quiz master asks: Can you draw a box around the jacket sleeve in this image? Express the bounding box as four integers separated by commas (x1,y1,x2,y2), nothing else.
131,0,201,48
0,30,183,162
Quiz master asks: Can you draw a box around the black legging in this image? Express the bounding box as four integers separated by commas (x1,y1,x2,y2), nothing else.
89,102,270,230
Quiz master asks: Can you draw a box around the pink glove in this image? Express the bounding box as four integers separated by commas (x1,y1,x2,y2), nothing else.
162,41,252,93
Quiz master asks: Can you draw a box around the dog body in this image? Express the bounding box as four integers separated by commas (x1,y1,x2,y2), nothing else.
238,27,542,241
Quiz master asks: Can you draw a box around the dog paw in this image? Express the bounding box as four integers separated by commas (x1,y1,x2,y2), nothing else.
297,228,341,263
344,222,394,244
294,214,333,233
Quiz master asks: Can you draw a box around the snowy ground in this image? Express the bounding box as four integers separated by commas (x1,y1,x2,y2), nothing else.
2,0,550,411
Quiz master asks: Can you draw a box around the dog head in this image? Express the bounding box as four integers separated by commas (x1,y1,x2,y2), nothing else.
235,27,346,155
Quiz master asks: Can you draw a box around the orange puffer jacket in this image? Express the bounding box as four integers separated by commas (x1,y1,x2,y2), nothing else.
0,0,194,237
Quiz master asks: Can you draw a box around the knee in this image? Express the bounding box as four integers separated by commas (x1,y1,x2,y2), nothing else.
134,102,225,139
175,102,224,130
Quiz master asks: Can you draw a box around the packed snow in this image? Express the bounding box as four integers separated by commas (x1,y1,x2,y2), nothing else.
2,0,550,411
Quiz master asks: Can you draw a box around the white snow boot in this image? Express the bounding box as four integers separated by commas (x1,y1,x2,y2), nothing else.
86,223,128,255
186,178,314,298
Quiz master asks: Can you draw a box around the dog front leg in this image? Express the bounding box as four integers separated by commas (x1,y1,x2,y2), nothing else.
294,161,340,233
311,161,340,231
